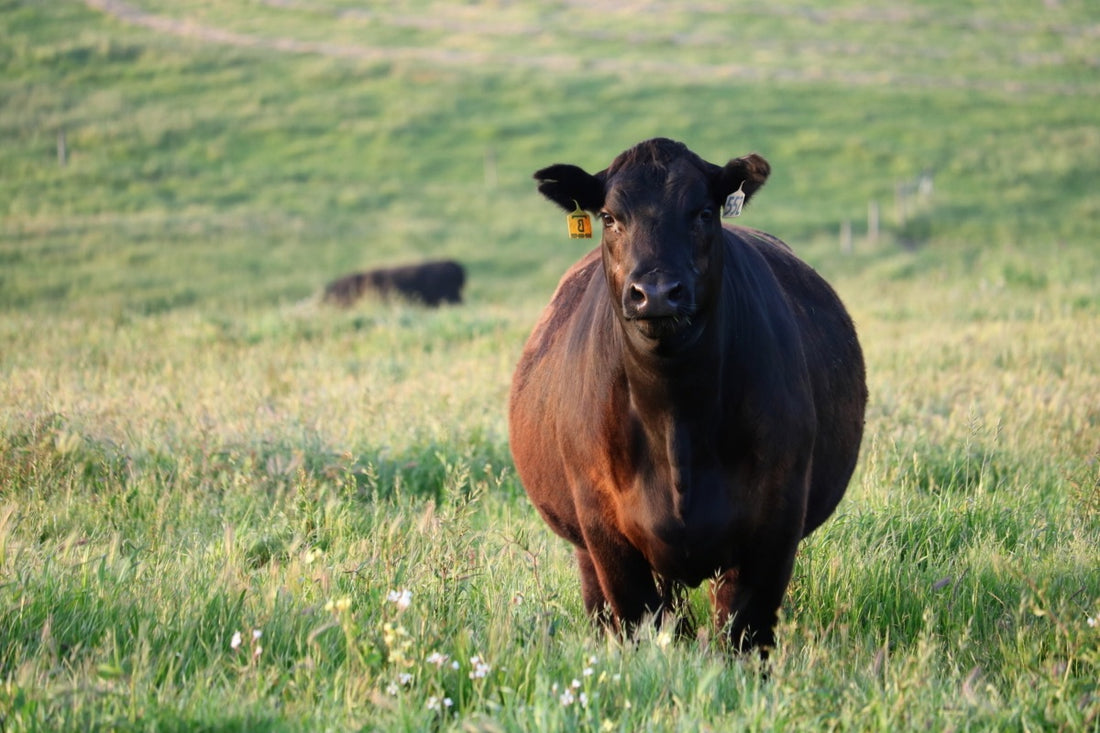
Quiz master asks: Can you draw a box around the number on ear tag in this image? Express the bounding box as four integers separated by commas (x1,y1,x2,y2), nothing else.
722,183,746,218
567,201,592,239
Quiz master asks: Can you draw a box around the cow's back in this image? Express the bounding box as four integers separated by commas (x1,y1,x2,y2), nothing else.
731,227,867,535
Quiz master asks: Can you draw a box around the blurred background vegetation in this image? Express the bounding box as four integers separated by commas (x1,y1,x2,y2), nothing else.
2,0,1097,316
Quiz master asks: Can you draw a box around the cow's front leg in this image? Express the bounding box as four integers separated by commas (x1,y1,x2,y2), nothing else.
575,547,608,621
710,529,800,654
579,523,661,633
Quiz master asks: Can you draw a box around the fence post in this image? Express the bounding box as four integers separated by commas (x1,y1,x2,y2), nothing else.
867,200,879,247
840,219,853,254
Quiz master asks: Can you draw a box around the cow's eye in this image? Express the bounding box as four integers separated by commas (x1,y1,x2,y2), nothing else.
696,207,715,225
600,213,616,229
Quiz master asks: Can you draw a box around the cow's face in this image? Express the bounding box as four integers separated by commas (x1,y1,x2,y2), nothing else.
534,139,770,348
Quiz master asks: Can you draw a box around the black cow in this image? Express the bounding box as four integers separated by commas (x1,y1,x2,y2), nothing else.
323,260,465,307
508,138,866,651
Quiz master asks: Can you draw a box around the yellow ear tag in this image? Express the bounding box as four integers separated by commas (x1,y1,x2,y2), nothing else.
567,201,592,239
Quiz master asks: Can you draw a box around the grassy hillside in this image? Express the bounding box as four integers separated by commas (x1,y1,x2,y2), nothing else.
1,1,1097,730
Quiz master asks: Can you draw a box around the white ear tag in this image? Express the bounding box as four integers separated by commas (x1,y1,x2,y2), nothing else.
722,182,746,218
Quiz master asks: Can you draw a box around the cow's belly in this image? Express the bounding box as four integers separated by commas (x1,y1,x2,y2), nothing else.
645,536,733,587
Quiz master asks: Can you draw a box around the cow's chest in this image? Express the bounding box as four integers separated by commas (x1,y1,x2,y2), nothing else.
615,443,756,586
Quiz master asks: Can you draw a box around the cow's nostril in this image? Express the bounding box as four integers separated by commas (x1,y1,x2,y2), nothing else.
629,284,647,304
667,283,683,304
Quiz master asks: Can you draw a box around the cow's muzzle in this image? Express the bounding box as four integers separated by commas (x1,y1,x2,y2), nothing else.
622,272,696,341
623,273,686,321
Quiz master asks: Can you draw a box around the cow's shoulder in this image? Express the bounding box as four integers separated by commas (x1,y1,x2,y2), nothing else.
513,248,612,389
724,225,832,301
724,225,794,258
528,248,602,339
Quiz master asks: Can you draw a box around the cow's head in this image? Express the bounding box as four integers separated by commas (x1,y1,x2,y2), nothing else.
535,138,769,347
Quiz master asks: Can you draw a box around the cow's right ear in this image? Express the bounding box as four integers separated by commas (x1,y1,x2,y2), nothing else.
533,164,606,213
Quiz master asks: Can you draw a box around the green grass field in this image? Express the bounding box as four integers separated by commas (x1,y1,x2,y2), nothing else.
1,1,1098,730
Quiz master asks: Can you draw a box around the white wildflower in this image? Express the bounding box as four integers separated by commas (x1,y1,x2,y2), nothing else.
230,631,242,650
468,655,491,679
426,651,449,667
386,589,412,610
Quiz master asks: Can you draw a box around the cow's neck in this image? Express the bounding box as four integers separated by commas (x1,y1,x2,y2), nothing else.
623,342,717,413
620,306,727,408
620,318,727,498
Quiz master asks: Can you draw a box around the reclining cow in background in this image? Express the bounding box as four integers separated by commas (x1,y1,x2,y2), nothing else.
323,259,465,307
509,138,867,652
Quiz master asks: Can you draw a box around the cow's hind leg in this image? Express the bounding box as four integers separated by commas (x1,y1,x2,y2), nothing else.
657,576,697,639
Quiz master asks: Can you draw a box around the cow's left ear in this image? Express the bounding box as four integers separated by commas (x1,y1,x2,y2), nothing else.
712,153,771,207
533,164,607,213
